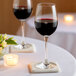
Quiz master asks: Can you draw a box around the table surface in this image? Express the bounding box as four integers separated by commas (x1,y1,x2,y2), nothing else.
0,35,76,76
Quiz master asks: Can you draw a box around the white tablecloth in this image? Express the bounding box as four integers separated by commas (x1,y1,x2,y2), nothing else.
0,35,76,76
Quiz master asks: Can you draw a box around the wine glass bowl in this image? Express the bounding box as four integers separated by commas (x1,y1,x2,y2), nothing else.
35,3,58,36
13,0,32,21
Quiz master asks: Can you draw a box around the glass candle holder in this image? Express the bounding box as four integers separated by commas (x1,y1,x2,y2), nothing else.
4,54,18,66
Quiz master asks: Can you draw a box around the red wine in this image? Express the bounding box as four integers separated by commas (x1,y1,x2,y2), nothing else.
35,19,58,36
13,6,32,20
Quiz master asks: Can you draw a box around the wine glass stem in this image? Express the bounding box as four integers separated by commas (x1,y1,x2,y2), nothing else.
21,21,25,44
44,36,48,65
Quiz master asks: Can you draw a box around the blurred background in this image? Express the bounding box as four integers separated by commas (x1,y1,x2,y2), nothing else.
0,0,76,57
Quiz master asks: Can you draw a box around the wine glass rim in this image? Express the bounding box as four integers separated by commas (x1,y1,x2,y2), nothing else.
37,3,55,6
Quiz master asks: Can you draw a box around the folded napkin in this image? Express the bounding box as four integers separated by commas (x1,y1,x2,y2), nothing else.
28,62,61,73
10,44,36,53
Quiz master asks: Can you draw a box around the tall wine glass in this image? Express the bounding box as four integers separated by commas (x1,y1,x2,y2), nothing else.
13,0,32,48
35,3,58,67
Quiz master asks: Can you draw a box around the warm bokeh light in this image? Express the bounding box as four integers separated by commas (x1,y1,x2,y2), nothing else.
4,54,18,66
64,15,74,23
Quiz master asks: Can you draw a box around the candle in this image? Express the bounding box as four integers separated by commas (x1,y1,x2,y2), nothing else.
64,15,74,23
4,54,18,66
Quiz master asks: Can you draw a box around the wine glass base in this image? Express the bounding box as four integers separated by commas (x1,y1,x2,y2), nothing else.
28,62,61,73
21,41,26,49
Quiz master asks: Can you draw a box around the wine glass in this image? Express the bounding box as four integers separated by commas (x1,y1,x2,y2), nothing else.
13,0,32,48
35,3,58,67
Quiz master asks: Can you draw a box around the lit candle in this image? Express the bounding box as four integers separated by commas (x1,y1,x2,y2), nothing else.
4,54,18,66
64,15,74,23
